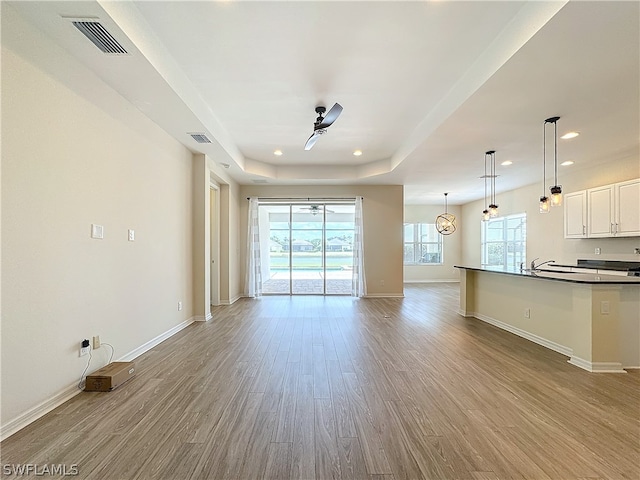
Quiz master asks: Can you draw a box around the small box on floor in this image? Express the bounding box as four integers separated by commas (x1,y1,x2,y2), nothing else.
85,362,135,392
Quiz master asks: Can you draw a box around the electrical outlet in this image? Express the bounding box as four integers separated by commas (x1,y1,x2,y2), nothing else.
600,301,610,315
524,308,531,319
595,247,601,255
380,280,385,286
635,248,640,255
80,346,90,357
128,229,135,242
93,335,101,349
177,301,183,311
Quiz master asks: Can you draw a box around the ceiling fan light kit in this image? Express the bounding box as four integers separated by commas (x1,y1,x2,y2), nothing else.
304,103,343,150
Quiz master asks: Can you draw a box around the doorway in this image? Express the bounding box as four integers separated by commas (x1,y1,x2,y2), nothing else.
259,202,355,295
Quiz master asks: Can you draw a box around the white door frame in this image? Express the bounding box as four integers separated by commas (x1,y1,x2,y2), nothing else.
209,183,220,306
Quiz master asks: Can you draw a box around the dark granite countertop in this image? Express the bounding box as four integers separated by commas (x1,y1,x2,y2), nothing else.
454,265,640,284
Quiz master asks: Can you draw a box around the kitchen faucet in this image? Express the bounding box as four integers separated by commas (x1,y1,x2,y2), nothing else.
530,258,556,270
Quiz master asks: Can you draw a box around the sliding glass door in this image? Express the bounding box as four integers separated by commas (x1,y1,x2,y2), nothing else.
259,202,354,295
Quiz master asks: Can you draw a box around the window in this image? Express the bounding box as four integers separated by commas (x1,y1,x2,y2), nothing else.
404,223,443,264
481,213,526,271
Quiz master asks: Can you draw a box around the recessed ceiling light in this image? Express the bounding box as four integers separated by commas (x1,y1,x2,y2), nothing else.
561,132,579,140
353,150,363,156
561,160,574,166
273,149,283,156
501,160,513,166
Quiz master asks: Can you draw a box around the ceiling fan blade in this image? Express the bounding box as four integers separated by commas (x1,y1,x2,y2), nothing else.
304,132,320,150
317,103,343,129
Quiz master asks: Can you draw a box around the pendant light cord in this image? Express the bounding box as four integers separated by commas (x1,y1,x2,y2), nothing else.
554,120,558,186
543,122,547,194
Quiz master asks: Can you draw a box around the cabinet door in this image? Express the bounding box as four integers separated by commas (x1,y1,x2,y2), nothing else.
564,191,587,238
587,185,614,237
615,179,640,236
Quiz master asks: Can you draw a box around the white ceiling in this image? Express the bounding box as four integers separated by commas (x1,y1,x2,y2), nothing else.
7,1,639,205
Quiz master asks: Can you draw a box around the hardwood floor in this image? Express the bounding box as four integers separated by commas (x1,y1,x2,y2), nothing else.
2,284,639,479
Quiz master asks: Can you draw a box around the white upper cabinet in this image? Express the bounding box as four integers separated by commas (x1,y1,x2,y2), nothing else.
564,190,587,238
565,178,639,238
587,185,614,237
615,179,640,236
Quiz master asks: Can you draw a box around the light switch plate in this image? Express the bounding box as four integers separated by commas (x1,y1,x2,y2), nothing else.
91,224,104,239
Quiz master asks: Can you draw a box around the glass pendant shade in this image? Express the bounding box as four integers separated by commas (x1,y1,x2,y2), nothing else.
550,185,563,207
482,209,491,222
539,196,550,213
488,204,499,217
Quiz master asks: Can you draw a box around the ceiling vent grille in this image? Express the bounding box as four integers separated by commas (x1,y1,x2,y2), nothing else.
72,20,128,54
189,133,212,144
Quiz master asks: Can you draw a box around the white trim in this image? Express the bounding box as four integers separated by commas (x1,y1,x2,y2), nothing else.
194,312,212,322
0,317,195,441
404,279,460,284
363,293,405,298
568,357,627,373
120,317,195,361
457,309,474,318
221,294,243,305
473,312,573,357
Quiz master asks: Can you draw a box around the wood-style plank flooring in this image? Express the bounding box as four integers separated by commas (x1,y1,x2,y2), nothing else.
2,284,639,479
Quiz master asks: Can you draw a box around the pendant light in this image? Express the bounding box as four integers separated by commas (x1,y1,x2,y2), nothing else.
481,151,490,221
539,119,550,214
436,193,456,235
487,150,499,217
544,116,562,207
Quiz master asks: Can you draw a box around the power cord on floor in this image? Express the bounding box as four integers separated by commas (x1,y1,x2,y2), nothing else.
77,346,92,390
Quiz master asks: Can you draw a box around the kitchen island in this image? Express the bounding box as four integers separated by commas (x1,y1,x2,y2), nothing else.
455,265,640,372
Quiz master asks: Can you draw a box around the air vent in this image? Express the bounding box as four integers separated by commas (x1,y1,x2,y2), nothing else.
252,179,268,184
189,133,212,144
71,20,128,55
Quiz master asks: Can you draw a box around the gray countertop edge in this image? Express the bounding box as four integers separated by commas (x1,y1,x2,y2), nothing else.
454,265,640,285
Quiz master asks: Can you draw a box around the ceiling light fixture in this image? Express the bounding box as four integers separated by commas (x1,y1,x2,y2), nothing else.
487,150,499,217
539,119,550,214
544,116,562,207
436,193,456,235
353,150,362,156
273,149,283,156
561,131,579,140
561,160,574,166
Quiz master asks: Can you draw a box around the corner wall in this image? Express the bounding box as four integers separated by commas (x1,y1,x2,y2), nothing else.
1,11,194,437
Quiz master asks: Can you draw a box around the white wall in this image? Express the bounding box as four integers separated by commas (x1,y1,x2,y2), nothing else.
461,154,640,266
1,10,195,436
404,204,462,282
240,185,404,297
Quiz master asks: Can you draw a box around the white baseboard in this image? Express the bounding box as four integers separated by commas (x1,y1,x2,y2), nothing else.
194,312,212,322
473,312,573,358
363,293,405,298
404,279,460,284
120,317,195,360
221,294,243,305
457,309,474,318
568,356,627,373
0,317,195,441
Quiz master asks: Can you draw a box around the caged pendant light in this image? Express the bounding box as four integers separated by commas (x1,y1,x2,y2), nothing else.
436,193,456,235
544,116,562,207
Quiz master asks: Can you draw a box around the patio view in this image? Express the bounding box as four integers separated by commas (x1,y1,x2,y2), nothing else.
259,203,355,294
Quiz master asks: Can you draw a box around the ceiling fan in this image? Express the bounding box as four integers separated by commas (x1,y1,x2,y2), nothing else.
304,103,343,151
297,205,335,216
